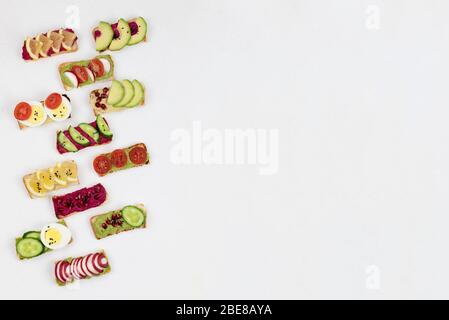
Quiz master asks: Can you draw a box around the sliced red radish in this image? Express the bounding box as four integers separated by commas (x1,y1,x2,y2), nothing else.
85,67,95,82
71,258,82,280
85,254,98,276
55,261,65,283
64,71,79,88
62,261,70,283
60,261,69,282
78,257,88,278
92,253,104,274
70,258,78,279
97,253,109,269
99,58,110,74
64,261,73,282
75,258,85,279
86,253,101,275
80,255,93,277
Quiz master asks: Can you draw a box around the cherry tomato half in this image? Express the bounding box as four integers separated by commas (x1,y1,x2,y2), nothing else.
45,93,62,109
88,58,105,78
93,155,112,175
14,102,32,121
129,146,147,165
71,65,89,83
111,149,128,168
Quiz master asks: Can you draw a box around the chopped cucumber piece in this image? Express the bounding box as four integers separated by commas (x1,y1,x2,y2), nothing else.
69,126,90,146
79,123,100,143
23,231,41,240
122,206,145,227
96,115,113,138
58,132,78,152
16,238,44,258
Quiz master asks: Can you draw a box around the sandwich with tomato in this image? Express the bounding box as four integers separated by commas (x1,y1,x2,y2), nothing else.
58,55,114,90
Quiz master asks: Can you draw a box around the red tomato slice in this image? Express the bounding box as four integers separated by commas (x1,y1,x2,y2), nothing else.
111,149,128,168
45,93,62,109
88,58,105,78
14,102,32,121
93,155,112,175
129,146,147,165
71,65,89,83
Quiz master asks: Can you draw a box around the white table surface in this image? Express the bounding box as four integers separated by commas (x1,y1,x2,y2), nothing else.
1,0,448,299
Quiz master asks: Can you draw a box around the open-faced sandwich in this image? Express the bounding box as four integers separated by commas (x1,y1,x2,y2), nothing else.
53,183,107,219
22,28,78,61
90,204,147,240
54,250,110,286
58,55,114,90
57,115,113,154
90,80,145,115
93,143,149,176
13,93,72,130
23,161,79,198
93,17,147,52
16,221,72,260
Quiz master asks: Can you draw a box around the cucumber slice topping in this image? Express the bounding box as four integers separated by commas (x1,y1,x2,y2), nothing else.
16,238,44,258
23,231,41,240
79,123,100,143
96,115,113,138
107,80,125,106
68,126,90,146
58,132,78,152
122,206,145,227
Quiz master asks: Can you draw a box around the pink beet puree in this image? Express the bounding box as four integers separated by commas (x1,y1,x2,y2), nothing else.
129,21,139,36
57,119,112,154
111,23,120,38
53,184,107,218
22,42,32,60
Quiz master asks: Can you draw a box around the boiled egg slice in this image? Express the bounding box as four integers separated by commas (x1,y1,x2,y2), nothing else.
40,223,71,250
99,58,111,74
46,95,72,122
19,101,47,127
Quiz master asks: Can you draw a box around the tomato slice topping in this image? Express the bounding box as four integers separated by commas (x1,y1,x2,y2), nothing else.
14,102,32,121
111,149,128,168
71,66,89,83
88,58,105,78
45,93,62,109
129,146,147,165
93,155,112,175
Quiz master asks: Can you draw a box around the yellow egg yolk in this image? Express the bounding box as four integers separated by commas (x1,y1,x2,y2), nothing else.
49,102,69,120
45,228,61,246
27,105,46,125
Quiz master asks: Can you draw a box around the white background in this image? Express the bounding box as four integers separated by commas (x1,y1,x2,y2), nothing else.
0,0,447,300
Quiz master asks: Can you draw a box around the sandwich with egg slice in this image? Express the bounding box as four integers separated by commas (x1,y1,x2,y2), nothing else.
13,93,72,130
16,221,72,260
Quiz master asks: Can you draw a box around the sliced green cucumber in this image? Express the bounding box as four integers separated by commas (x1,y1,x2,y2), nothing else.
79,123,100,143
96,115,113,138
16,238,44,258
58,132,78,152
114,80,135,108
23,231,41,240
122,206,145,227
68,126,90,146
107,80,125,106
